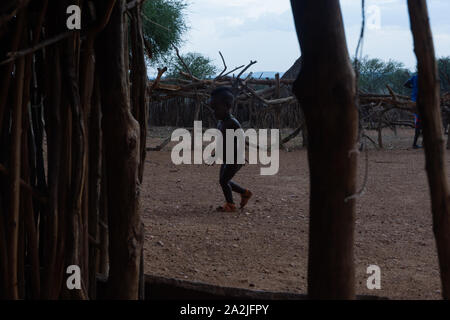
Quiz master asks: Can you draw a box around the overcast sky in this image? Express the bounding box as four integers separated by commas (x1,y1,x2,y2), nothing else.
173,0,450,74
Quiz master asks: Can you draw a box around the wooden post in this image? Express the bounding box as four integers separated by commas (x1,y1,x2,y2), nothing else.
275,73,280,99
96,0,143,299
290,0,358,299
408,0,450,299
377,121,383,149
8,55,25,299
130,2,148,300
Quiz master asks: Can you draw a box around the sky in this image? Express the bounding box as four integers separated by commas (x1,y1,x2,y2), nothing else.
169,0,450,74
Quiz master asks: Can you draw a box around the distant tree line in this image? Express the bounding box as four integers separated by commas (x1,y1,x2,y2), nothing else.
141,1,450,87
356,56,450,95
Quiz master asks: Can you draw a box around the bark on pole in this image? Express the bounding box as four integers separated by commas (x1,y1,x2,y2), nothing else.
129,3,148,300
130,3,148,183
408,0,450,299
64,32,87,300
8,55,25,300
290,0,358,299
96,0,143,299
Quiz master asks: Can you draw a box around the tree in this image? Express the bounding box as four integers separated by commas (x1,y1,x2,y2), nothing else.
356,56,449,95
142,0,188,63
357,56,412,95
290,0,358,299
438,57,450,93
165,52,218,79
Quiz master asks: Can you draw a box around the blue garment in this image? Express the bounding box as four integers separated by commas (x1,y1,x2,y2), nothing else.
406,75,419,102
414,113,421,128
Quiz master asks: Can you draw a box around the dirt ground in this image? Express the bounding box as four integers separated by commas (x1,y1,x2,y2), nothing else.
142,127,446,300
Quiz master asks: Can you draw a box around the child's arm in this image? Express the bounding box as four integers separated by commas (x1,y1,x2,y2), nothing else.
205,159,215,166
205,151,216,166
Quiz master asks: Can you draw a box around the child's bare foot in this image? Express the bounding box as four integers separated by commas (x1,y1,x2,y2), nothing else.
216,203,237,212
240,190,253,208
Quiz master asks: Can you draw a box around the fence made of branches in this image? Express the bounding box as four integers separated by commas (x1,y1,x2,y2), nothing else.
148,57,450,151
0,0,148,299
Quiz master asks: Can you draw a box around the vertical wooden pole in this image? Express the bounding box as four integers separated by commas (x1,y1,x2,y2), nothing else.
275,73,280,98
408,0,450,299
8,55,25,300
290,0,358,299
96,0,143,299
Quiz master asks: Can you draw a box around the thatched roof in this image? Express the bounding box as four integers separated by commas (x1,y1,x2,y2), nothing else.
281,57,302,80
278,57,302,98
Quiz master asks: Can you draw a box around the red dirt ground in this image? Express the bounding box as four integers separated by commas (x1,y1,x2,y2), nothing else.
142,127,447,299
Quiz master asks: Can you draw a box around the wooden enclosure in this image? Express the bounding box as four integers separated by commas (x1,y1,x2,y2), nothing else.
0,0,450,300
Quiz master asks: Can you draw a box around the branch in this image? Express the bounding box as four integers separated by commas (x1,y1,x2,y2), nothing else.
173,45,195,80
220,65,245,78
242,83,295,107
280,124,304,146
143,37,153,60
147,67,167,95
0,0,31,27
125,0,145,11
236,60,257,81
146,135,171,151
0,30,74,66
0,163,47,204
214,51,227,80
386,84,398,103
179,71,200,82
0,2,117,67
91,0,117,36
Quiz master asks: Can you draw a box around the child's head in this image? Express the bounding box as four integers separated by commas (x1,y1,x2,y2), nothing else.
210,87,234,120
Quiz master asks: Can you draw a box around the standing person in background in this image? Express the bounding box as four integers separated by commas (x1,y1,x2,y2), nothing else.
404,74,422,149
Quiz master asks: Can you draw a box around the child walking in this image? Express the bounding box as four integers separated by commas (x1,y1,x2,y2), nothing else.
209,87,252,212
